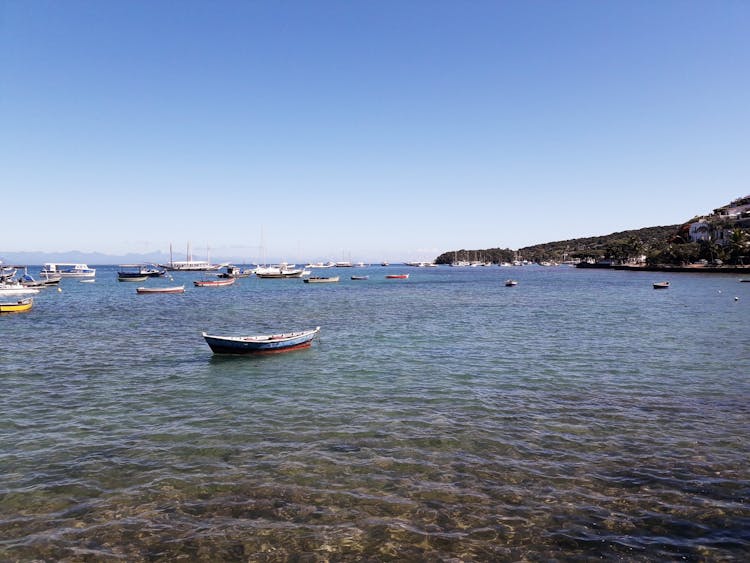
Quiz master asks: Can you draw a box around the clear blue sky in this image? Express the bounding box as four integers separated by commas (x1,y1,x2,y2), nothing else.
2,0,748,263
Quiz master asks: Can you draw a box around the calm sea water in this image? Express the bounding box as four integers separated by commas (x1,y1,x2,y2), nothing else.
1,265,749,561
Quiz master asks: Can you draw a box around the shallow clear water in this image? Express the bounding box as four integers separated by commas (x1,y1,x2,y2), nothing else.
1,265,749,560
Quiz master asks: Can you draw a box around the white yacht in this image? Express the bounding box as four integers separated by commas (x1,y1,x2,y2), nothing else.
40,263,96,278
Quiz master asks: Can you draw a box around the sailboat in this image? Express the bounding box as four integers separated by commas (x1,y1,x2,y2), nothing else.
160,243,224,271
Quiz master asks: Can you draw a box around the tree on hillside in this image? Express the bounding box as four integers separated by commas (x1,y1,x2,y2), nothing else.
698,239,722,263
626,236,644,260
604,235,645,264
727,228,749,265
647,243,701,266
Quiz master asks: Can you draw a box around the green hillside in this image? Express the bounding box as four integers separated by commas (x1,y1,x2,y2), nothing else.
434,225,679,265
435,196,750,266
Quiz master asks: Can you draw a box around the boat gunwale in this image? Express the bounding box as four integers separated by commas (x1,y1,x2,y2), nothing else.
0,296,34,312
202,327,321,344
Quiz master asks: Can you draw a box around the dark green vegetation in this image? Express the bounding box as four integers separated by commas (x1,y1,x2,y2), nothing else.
434,225,680,265
435,197,750,266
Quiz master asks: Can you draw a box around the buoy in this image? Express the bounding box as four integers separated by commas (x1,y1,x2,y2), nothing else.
735,296,739,301
57,287,62,292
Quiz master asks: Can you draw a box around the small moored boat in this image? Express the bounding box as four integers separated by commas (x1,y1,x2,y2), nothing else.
0,297,33,313
40,263,96,278
385,274,409,279
194,277,236,287
653,281,670,289
118,264,166,281
202,326,321,355
303,276,339,284
118,274,148,282
217,265,254,278
351,275,369,280
255,265,305,278
505,279,518,287
0,282,40,296
136,285,185,294
19,269,61,288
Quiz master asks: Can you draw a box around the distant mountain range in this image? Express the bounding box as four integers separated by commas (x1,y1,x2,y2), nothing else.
6,197,747,267
0,250,175,266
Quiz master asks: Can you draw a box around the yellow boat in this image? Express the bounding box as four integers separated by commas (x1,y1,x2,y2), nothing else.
0,297,33,313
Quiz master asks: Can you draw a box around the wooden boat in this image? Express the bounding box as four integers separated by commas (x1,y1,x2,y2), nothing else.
303,276,339,284
351,275,369,280
0,297,33,313
202,326,321,355
505,279,518,286
385,274,409,279
653,281,670,289
194,277,236,287
118,275,148,282
118,264,167,280
136,285,185,294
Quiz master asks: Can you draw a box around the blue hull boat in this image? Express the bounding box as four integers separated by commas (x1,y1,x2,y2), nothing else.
202,327,320,355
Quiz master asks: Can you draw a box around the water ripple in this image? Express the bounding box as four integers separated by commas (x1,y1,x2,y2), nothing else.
1,266,749,560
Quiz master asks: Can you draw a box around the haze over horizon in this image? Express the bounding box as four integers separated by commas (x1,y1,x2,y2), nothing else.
2,1,748,263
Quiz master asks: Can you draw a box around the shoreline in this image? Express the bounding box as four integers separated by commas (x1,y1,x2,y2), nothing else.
576,263,750,274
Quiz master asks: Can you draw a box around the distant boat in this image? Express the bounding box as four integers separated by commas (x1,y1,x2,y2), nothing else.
217,265,254,278
0,282,40,296
0,262,16,281
0,297,33,313
505,279,518,287
194,277,236,287
740,279,750,283
117,265,149,282
136,285,185,294
117,264,166,281
303,276,339,283
40,263,96,278
351,275,369,280
385,274,409,279
160,243,224,271
19,268,61,288
255,265,305,278
653,281,670,289
161,259,221,271
202,326,321,355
